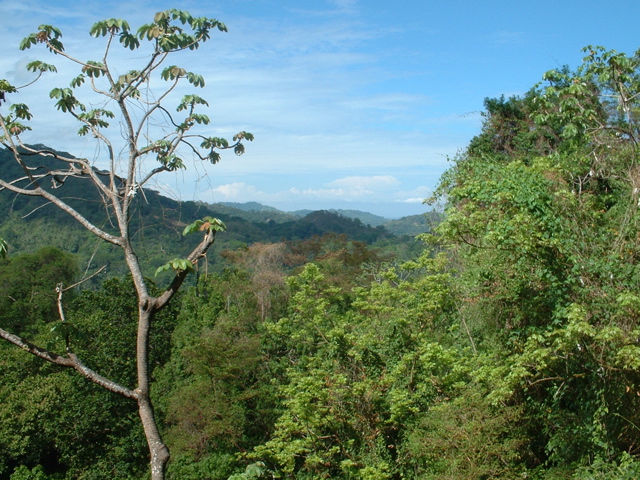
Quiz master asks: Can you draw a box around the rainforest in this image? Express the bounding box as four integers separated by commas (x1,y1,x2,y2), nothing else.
2,10,640,480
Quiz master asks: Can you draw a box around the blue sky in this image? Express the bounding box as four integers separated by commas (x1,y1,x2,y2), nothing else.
1,0,639,218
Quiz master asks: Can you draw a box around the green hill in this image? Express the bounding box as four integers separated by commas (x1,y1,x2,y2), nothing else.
383,211,442,236
0,147,414,282
206,202,300,223
208,201,434,233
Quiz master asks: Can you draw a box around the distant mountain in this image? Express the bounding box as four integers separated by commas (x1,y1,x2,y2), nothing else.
202,201,435,236
218,201,283,213
332,209,389,227
288,210,388,243
383,211,442,236
292,209,389,228
209,201,407,229
202,202,299,224
0,147,413,282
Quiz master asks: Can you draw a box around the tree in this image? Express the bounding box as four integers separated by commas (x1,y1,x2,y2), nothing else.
0,274,181,478
430,46,640,474
0,10,252,479
0,247,77,334
245,252,461,479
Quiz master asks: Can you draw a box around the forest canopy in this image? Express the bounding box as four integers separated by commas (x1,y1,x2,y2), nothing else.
1,24,640,480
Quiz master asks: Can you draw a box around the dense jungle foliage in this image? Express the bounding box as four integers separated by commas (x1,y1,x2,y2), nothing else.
2,45,640,479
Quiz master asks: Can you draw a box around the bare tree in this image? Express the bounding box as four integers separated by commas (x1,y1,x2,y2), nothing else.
0,10,252,479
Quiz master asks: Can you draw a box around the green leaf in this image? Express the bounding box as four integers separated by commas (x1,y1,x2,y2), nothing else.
19,34,38,51
190,113,210,125
160,65,187,81
154,11,169,24
38,25,62,38
25,61,57,73
82,61,105,78
10,103,33,120
3,120,32,136
208,151,221,164
201,136,229,149
117,70,143,85
90,18,131,37
155,262,173,276
177,94,209,112
90,21,106,37
119,32,140,50
183,216,226,235
50,321,85,342
0,79,17,94
186,72,205,87
77,109,114,132
155,258,195,276
137,23,162,40
562,123,578,138
234,143,245,155
27,25,65,52
182,219,205,235
47,38,64,53
70,75,85,88
233,131,254,142
49,87,84,113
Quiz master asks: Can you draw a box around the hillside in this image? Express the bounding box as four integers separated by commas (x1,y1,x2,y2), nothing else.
205,201,435,235
383,210,442,236
291,208,390,227
0,147,419,281
206,202,300,224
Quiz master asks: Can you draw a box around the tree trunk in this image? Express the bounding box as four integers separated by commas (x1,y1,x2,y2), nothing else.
136,302,169,479
138,394,170,480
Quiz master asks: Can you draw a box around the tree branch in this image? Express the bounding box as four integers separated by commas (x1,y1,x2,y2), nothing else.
133,77,180,145
154,229,217,310
0,179,122,246
0,327,138,399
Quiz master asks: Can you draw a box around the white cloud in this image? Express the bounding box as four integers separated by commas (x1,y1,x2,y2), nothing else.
329,175,399,187
487,30,525,45
286,175,401,199
339,93,430,112
205,175,410,206
327,175,400,195
208,182,265,202
329,0,359,9
0,1,469,177
290,187,348,197
0,0,476,219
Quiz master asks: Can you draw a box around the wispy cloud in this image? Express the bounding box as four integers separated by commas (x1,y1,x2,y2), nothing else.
205,175,429,207
210,182,264,201
289,176,400,199
487,30,525,45
0,0,476,217
327,175,400,195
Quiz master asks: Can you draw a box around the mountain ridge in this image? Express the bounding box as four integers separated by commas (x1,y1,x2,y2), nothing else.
0,146,437,284
211,201,436,235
